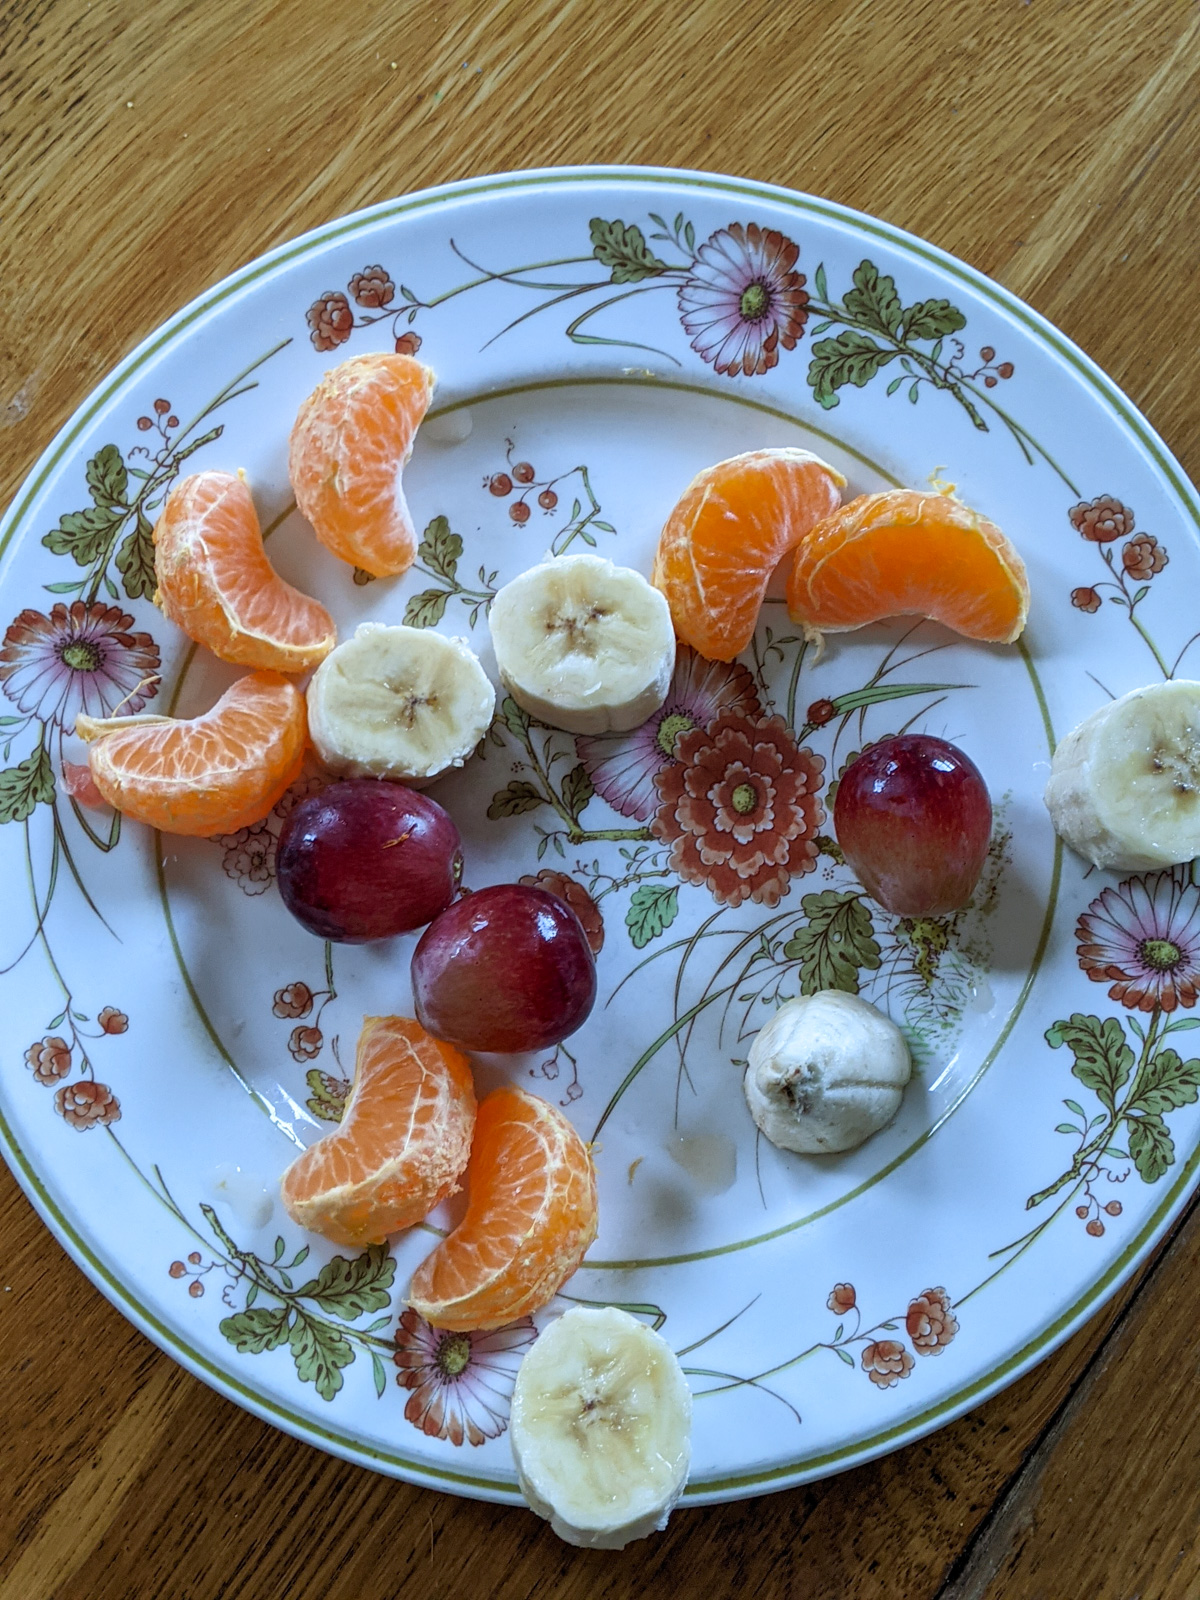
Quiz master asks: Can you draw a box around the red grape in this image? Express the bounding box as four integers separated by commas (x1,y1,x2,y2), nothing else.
833,735,991,916
277,779,463,942
412,884,596,1052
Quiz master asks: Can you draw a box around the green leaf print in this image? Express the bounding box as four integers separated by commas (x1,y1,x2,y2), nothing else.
43,443,131,567
220,1305,291,1354
560,762,594,821
1045,1014,1134,1114
403,588,450,628
417,515,462,582
1127,1113,1174,1183
807,331,897,409
293,1242,395,1321
842,261,903,337
0,742,56,824
289,1313,355,1401
43,504,123,567
500,695,531,740
487,780,547,819
589,218,670,283
115,508,156,600
1128,1047,1200,1116
85,442,129,507
784,889,881,995
901,299,967,342
626,884,679,949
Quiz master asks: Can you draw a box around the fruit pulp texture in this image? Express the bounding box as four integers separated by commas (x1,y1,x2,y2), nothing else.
276,778,463,942
83,670,307,837
280,1015,476,1247
412,883,597,1052
787,489,1029,644
407,1085,598,1330
833,734,992,916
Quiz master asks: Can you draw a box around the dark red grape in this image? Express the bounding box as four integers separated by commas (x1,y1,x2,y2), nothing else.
833,735,991,916
277,779,463,943
412,884,596,1052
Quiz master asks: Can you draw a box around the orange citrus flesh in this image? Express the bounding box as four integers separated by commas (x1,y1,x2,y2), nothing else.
281,1016,477,1249
786,488,1030,644
77,670,306,836
652,448,846,662
407,1085,598,1332
153,471,336,673
288,352,435,578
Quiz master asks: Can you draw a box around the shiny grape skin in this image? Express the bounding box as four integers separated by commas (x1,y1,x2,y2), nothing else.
276,779,463,943
833,735,992,916
412,884,597,1053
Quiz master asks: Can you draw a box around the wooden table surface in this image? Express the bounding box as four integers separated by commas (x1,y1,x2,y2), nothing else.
3,2,1200,1595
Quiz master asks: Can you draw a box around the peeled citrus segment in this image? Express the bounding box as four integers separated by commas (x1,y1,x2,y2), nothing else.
281,1016,476,1248
77,670,306,836
153,471,336,673
407,1085,598,1332
289,352,435,578
652,448,846,663
786,488,1030,644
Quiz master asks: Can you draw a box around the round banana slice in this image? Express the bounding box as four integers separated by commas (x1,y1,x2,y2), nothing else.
306,623,495,785
1044,679,1200,870
489,553,676,735
744,990,912,1154
510,1305,692,1549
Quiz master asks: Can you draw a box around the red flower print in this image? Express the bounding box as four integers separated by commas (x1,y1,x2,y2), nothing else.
1121,533,1167,580
306,291,354,351
97,1007,128,1035
55,1080,121,1129
349,266,395,309
861,1339,914,1389
827,1282,856,1315
518,870,605,955
678,223,810,377
905,1287,957,1355
25,1036,71,1085
1076,869,1200,1013
651,709,824,908
394,331,423,356
273,982,314,1019
289,1025,323,1062
1069,495,1134,543
576,646,761,823
394,1307,536,1446
1070,586,1102,613
0,602,160,730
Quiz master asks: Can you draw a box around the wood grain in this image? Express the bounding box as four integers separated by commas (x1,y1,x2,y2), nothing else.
2,1,1199,1595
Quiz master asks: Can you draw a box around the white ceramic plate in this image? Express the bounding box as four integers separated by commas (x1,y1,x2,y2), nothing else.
3,166,1199,1505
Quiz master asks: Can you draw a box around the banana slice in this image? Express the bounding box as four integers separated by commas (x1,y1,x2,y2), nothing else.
306,623,495,784
510,1305,692,1549
1044,680,1200,870
489,554,676,735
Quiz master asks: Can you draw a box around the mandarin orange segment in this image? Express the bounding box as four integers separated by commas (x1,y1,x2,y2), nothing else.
281,1016,476,1248
786,488,1030,644
77,669,306,836
652,448,846,663
407,1085,598,1332
288,352,435,578
153,471,336,673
